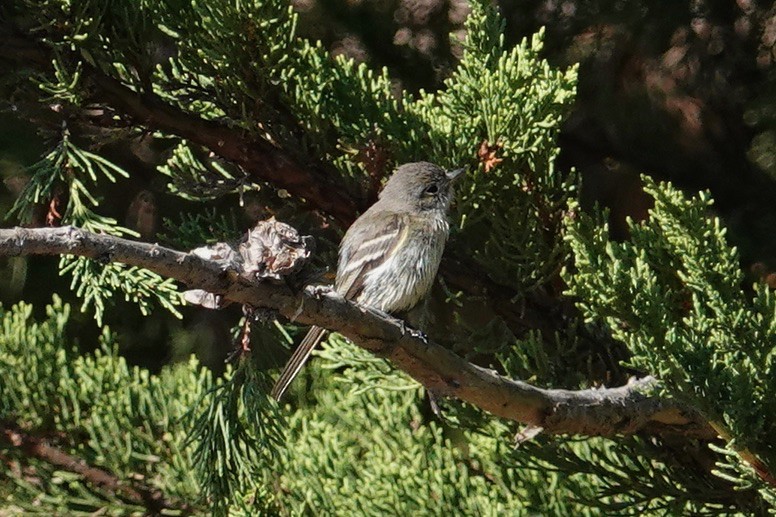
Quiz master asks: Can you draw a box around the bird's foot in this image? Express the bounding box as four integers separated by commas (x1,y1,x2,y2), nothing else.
400,321,428,344
311,285,333,299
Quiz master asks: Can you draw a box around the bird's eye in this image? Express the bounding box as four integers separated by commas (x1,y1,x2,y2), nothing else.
425,184,439,195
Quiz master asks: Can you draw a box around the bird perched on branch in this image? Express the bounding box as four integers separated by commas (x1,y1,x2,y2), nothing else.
271,161,464,401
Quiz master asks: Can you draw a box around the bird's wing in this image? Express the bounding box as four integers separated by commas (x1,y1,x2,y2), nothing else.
334,210,409,301
271,211,408,401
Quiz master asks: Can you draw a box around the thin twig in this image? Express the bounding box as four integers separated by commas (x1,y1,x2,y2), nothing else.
0,419,193,515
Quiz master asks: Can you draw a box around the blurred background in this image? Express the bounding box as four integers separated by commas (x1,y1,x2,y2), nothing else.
2,0,775,370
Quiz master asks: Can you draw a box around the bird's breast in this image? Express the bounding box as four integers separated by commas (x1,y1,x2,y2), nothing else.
357,215,449,313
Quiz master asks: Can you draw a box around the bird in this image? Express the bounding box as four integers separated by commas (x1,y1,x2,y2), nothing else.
270,161,464,401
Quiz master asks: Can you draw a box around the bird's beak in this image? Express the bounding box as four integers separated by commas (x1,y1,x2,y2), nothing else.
446,167,465,181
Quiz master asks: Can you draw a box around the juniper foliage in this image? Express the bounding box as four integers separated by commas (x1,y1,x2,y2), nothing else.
1,0,774,514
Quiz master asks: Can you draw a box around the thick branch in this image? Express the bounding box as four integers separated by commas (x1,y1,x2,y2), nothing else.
0,226,715,440
84,67,359,226
0,419,191,514
0,25,359,226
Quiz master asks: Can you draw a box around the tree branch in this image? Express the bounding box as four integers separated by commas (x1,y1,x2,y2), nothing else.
0,226,715,440
83,67,360,226
0,24,629,385
0,23,359,226
0,419,192,515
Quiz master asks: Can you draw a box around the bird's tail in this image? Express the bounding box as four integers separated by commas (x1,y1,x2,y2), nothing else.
270,326,327,401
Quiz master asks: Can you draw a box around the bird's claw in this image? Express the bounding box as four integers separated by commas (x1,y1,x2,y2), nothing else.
311,285,333,300
400,321,428,344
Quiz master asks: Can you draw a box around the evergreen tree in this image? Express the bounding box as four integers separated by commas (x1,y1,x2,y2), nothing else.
0,0,774,514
